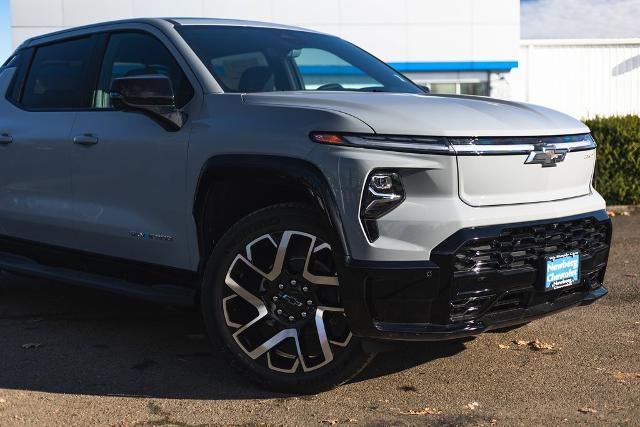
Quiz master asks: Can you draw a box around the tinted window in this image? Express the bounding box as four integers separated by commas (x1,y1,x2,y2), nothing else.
2,50,27,102
179,26,422,94
2,53,20,69
21,37,95,109
94,32,193,109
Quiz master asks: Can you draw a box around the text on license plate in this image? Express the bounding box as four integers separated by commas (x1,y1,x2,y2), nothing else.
545,251,581,290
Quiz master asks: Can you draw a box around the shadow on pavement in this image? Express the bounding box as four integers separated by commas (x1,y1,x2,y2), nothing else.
0,272,469,400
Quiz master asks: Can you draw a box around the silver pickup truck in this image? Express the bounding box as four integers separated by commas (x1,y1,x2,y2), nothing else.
0,18,610,393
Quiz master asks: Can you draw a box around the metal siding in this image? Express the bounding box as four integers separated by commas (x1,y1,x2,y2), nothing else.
509,40,640,119
9,0,520,65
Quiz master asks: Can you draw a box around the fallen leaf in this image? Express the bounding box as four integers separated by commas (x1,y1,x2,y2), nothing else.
490,419,498,426
607,211,616,217
0,398,6,403
467,402,480,410
512,339,559,352
401,407,442,416
531,339,556,351
498,344,510,349
21,343,42,349
578,407,598,414
620,211,631,216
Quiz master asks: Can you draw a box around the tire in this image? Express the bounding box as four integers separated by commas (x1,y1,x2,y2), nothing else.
201,203,374,394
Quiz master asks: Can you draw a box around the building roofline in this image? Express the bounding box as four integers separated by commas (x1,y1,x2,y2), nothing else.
521,38,640,46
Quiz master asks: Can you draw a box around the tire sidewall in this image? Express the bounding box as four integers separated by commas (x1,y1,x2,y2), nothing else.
200,204,369,392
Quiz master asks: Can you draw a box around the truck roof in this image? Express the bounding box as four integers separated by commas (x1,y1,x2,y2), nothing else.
20,17,320,48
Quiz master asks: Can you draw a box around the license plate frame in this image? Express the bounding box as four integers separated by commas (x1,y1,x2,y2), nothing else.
543,250,581,291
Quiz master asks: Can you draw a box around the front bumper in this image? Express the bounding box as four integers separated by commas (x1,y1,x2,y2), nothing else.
340,210,611,341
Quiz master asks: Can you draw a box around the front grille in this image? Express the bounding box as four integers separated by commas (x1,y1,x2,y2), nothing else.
454,217,609,273
445,215,611,323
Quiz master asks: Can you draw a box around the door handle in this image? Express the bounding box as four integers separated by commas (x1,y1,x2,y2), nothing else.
73,134,99,146
0,133,12,144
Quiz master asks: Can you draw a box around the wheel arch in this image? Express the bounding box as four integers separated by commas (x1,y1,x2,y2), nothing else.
192,154,350,272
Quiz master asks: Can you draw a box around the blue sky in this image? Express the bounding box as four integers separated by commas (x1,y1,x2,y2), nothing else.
521,0,640,39
0,0,9,62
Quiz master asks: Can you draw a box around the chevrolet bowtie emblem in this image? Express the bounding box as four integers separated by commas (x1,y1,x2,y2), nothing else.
524,144,568,167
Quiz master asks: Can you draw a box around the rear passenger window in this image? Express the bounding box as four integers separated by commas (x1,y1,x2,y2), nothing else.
21,37,95,109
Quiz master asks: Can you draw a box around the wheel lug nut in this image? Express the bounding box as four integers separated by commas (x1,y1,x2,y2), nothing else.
278,284,284,290
306,300,313,306
272,296,278,302
291,280,297,286
276,309,283,315
301,312,307,318
302,286,309,292
288,315,295,322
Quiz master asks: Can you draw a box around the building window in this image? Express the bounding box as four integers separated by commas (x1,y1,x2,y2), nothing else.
426,81,489,96
406,71,491,97
460,82,489,96
429,83,457,94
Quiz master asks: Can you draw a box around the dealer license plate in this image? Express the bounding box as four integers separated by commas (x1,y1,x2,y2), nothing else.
544,251,581,291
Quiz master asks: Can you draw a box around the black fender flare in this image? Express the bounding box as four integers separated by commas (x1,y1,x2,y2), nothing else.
193,154,351,263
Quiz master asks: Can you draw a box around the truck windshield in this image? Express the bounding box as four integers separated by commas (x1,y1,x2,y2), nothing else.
178,26,423,94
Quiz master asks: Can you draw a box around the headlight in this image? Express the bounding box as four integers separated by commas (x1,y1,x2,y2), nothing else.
360,170,405,242
310,132,452,154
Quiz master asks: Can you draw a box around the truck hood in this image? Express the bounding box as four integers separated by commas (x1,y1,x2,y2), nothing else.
243,91,588,137
244,91,595,207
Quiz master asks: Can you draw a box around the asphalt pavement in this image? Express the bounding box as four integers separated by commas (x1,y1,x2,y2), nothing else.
0,215,638,426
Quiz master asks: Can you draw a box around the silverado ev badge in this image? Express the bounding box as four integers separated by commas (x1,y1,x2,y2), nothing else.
524,143,568,167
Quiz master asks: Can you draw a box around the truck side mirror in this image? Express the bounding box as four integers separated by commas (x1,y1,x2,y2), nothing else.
110,74,186,130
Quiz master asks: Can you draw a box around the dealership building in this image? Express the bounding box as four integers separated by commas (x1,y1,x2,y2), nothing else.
7,0,640,119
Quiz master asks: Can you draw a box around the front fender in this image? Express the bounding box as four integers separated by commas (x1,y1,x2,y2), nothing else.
192,155,351,263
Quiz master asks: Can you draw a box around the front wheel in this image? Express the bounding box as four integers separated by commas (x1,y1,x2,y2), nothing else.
201,204,373,393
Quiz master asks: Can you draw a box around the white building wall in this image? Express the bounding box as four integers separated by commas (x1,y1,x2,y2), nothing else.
9,0,519,67
509,39,640,119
